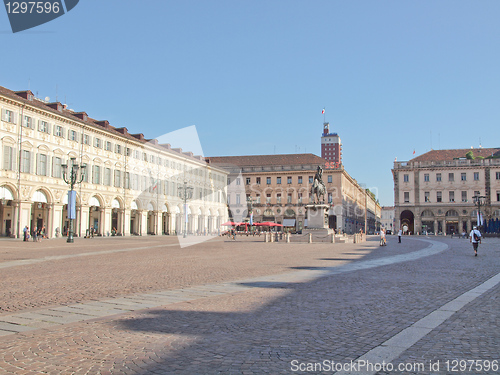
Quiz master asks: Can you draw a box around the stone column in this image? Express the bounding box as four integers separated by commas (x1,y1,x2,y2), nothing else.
46,203,54,238
11,201,19,238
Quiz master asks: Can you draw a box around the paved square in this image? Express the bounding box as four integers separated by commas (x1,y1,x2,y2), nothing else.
0,235,499,374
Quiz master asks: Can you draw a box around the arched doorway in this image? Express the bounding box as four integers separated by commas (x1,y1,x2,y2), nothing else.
400,210,414,234
0,185,15,237
445,210,459,235
130,200,140,235
32,190,49,237
421,210,435,234
147,202,155,235
88,196,102,236
111,198,122,235
161,204,169,235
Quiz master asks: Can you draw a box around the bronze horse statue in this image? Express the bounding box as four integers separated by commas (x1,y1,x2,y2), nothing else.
311,166,326,203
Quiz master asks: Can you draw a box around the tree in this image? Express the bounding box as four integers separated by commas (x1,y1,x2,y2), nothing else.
466,150,474,159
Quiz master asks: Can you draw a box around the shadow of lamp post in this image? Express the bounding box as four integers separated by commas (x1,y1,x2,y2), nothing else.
62,157,86,243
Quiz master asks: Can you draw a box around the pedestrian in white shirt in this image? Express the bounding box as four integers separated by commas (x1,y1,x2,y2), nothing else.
469,226,482,257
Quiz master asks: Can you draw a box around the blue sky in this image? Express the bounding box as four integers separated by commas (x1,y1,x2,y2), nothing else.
1,1,499,206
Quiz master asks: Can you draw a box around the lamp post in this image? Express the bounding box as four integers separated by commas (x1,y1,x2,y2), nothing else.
178,181,193,238
247,196,254,231
62,157,86,243
473,194,486,231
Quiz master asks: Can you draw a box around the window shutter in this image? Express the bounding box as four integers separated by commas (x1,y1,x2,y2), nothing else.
30,151,35,174
2,146,9,170
38,120,42,131
1,109,6,122
12,112,18,124
36,153,41,175
53,124,57,135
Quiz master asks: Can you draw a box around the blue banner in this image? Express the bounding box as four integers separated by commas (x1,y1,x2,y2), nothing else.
68,190,76,220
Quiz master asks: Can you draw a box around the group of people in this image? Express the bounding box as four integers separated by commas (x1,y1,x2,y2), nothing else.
379,226,483,257
22,225,46,242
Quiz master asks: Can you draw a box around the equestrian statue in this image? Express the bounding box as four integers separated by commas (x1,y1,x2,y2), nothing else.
311,166,326,204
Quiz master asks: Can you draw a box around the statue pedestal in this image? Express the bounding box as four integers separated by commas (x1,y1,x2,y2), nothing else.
303,204,333,236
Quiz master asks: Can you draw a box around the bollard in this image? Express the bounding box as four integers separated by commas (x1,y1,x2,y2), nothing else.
331,233,335,243
265,232,268,242
270,232,274,242
308,233,312,243
286,233,290,243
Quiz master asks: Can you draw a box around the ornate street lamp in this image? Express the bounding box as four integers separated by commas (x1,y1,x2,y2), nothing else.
178,181,193,238
62,157,86,243
473,194,486,231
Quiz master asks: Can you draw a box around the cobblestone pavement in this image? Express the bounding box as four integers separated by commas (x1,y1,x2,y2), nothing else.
0,235,498,374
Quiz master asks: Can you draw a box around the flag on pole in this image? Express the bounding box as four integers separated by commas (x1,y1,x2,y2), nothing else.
321,108,325,114
250,212,253,226
477,212,483,226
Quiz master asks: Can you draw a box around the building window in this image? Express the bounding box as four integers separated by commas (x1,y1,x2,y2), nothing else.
287,176,292,184
328,175,332,183
328,193,332,203
69,130,78,142
55,125,65,138
309,176,313,184
37,154,48,176
298,176,303,184
277,177,281,184
266,177,271,185
83,134,90,145
449,191,455,202
403,174,409,182
236,178,241,185
497,191,500,202
104,168,111,186
94,138,102,148
277,193,281,204
448,173,454,182
2,145,15,170
404,192,410,203
256,177,261,185
474,172,479,181
462,191,467,202
496,172,500,180
461,173,466,181
115,144,122,154
52,157,62,178
23,116,33,129
298,193,303,204
266,194,271,203
287,193,292,204
256,194,261,203
424,191,430,202
436,173,442,182
105,141,112,151
236,194,241,205
114,170,121,188
93,166,101,185
246,177,251,185
2,109,15,123
38,120,49,133
437,191,442,203
424,174,429,182
21,150,31,173
126,147,131,156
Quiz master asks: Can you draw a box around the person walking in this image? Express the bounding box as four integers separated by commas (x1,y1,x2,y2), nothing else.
398,228,402,243
32,227,38,242
469,226,482,257
23,225,29,241
380,228,386,246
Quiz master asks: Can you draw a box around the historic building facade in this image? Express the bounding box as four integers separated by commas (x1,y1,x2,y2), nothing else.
0,86,228,238
207,154,380,234
380,206,395,233
392,148,500,235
